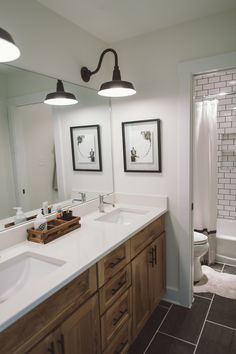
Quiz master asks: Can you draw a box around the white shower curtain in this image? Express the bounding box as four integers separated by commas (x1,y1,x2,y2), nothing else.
194,100,218,264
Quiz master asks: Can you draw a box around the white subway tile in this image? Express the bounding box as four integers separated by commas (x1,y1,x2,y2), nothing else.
219,199,230,205
209,77,220,83
198,78,208,85
224,195,235,200
203,83,214,90
215,82,227,88
219,189,230,194
224,206,235,211
218,210,230,216
221,74,232,81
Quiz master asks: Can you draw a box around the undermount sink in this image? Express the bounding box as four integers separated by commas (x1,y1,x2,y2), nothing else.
96,208,148,226
0,252,65,304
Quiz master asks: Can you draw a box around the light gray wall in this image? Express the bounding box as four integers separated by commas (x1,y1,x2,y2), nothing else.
111,10,236,304
0,0,110,87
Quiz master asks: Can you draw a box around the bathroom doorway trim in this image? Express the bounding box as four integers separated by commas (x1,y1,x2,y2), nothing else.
177,51,236,307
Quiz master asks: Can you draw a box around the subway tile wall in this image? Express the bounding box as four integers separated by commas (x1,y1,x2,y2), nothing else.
193,68,236,220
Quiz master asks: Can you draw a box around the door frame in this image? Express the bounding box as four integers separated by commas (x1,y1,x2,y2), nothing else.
177,51,236,307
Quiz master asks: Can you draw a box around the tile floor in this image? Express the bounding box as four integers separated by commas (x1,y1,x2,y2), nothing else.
128,263,236,354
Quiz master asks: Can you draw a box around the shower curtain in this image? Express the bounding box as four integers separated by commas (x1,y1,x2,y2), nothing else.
194,100,218,264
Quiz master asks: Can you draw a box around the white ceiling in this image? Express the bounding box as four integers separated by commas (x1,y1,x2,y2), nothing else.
36,0,236,43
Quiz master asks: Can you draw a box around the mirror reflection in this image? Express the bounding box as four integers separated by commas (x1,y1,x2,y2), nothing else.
0,64,113,229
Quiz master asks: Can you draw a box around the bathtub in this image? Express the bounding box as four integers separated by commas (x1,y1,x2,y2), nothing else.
216,219,236,265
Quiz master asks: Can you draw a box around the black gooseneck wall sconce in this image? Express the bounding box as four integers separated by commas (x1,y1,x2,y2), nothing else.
81,48,136,97
0,27,20,62
44,79,78,106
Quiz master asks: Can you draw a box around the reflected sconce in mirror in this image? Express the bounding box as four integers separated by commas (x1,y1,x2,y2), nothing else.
44,79,78,106
0,27,20,62
81,48,136,97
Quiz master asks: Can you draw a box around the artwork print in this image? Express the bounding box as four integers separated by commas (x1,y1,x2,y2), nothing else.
77,134,96,163
129,130,153,164
122,119,161,172
70,125,102,171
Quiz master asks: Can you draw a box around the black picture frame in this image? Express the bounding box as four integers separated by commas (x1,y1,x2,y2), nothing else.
70,124,102,171
122,119,162,173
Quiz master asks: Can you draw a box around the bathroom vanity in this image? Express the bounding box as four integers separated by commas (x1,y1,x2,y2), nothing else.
0,205,166,354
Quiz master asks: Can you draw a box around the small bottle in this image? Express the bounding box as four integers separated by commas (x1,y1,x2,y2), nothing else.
34,212,47,231
42,201,48,216
13,207,26,224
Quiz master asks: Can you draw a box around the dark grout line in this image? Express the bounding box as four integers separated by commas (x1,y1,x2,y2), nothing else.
143,304,173,354
158,330,196,347
206,319,236,332
193,293,215,354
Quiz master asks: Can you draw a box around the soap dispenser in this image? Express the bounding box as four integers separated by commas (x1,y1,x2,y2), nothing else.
13,207,26,224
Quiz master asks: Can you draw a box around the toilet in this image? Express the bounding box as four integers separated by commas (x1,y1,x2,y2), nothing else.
194,231,209,282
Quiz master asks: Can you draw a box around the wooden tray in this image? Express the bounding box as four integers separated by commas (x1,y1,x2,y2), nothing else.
27,216,81,244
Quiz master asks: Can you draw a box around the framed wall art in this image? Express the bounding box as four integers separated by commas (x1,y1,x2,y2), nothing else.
70,124,102,171
122,119,162,172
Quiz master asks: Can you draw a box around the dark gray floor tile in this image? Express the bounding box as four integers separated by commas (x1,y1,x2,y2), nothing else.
128,306,168,354
223,265,236,275
146,332,195,354
159,300,172,308
209,263,224,272
196,321,236,354
194,292,213,300
207,295,236,329
159,296,210,344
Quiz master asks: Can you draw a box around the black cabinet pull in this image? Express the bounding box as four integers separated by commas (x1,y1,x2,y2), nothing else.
149,247,154,267
57,334,65,354
114,339,129,354
112,309,128,326
111,276,127,295
47,342,55,354
109,256,126,268
154,245,157,265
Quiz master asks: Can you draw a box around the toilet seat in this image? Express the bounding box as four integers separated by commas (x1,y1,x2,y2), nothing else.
194,232,208,245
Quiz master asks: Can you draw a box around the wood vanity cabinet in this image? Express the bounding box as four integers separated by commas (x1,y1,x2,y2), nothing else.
0,214,166,354
28,294,100,354
27,328,61,354
131,219,165,339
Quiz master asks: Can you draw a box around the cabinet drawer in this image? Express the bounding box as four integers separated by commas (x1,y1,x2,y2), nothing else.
103,320,132,354
101,289,132,350
99,264,131,314
97,241,131,287
0,265,97,354
131,216,164,258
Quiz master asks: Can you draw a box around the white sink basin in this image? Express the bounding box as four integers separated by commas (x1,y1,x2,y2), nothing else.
96,208,148,225
0,252,65,304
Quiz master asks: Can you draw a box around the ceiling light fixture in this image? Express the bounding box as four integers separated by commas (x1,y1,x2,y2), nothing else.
0,27,20,62
81,48,136,97
44,80,78,106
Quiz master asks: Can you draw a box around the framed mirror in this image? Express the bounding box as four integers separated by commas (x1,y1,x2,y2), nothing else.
0,64,113,230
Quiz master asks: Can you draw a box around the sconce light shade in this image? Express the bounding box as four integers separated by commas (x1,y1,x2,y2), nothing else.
98,80,136,97
81,48,136,98
44,80,78,106
0,27,20,62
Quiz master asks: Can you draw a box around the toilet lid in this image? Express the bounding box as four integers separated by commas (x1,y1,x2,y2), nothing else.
194,232,208,245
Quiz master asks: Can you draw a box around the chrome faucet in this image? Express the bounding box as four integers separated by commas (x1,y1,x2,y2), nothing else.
72,192,86,203
99,194,115,213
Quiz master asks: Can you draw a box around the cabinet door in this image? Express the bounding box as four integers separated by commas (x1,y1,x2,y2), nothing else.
61,294,101,354
28,329,61,354
149,233,165,312
132,246,150,339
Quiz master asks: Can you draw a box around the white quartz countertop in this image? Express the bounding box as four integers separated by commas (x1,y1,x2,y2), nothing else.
0,203,167,332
